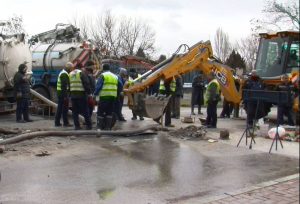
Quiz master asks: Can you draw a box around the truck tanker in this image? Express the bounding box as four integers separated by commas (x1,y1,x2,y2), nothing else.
0,31,32,112
29,24,100,102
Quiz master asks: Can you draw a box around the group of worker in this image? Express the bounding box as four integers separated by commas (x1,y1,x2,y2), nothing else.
54,61,125,130
11,62,227,130
13,62,296,130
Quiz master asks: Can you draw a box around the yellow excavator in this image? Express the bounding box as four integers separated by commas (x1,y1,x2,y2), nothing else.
124,31,299,120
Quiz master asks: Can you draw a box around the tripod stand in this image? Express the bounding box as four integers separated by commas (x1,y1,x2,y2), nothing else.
237,89,288,153
269,105,285,153
237,100,260,149
269,124,284,153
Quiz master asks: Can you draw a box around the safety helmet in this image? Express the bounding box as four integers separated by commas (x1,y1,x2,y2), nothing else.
65,62,74,69
119,68,128,76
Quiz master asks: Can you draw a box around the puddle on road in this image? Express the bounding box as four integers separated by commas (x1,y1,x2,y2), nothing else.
97,187,115,200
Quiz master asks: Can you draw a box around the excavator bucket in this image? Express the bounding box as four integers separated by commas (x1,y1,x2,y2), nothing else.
144,95,171,119
131,93,171,120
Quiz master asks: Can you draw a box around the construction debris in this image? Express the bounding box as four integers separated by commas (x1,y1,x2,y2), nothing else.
35,150,51,157
181,116,195,123
219,129,230,140
169,125,207,140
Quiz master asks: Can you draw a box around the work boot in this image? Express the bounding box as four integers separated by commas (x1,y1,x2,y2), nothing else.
86,125,92,130
75,126,82,130
119,117,126,122
105,116,113,130
63,123,73,127
97,116,105,130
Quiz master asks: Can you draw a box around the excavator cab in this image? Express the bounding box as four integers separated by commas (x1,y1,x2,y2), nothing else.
255,31,299,119
255,31,299,80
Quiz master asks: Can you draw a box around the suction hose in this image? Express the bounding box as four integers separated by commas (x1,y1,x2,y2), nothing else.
0,124,159,145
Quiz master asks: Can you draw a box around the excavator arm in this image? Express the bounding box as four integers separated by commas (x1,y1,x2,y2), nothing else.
124,40,242,119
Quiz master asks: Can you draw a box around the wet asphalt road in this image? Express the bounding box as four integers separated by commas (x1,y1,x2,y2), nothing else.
0,131,299,204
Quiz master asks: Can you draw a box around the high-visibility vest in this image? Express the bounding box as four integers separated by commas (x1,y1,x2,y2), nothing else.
205,79,220,101
128,74,142,86
100,72,118,98
57,69,69,91
128,76,134,86
170,78,176,92
159,80,166,93
69,69,84,92
159,78,176,93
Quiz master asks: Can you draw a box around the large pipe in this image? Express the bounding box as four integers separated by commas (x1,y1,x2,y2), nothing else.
30,89,85,121
0,124,158,145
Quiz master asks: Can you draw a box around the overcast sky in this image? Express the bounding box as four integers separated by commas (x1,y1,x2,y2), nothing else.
1,0,268,57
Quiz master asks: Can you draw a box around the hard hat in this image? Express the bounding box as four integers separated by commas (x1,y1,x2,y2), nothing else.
119,68,128,76
65,62,74,69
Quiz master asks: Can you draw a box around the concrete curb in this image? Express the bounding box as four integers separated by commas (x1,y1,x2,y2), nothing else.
187,173,299,204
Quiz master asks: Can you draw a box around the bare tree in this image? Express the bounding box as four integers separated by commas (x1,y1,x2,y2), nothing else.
69,11,156,59
213,27,232,63
0,15,26,35
251,0,299,32
119,17,155,57
235,34,260,72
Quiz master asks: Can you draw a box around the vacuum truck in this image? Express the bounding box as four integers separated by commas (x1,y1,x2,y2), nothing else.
29,23,100,102
0,30,32,112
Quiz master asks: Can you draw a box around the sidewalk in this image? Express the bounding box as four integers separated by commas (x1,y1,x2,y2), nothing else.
205,174,299,204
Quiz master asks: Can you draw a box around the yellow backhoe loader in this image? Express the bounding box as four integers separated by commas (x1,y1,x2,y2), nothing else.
124,31,299,120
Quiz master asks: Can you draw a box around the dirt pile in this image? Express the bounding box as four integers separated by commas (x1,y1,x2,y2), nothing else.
169,125,207,140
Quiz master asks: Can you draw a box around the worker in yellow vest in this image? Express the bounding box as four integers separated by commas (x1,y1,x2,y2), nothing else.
204,73,221,128
94,64,123,130
128,68,144,120
159,78,176,127
54,62,72,127
69,64,92,130
171,76,183,119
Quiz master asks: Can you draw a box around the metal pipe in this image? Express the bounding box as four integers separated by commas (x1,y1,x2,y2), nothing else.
30,89,85,121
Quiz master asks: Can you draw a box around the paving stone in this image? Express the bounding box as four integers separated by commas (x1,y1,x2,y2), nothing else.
207,178,299,204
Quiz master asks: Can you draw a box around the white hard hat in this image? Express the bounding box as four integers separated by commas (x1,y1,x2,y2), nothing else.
119,68,128,76
65,62,74,68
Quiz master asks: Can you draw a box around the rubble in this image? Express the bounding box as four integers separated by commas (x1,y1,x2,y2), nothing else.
219,129,230,140
169,125,207,140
